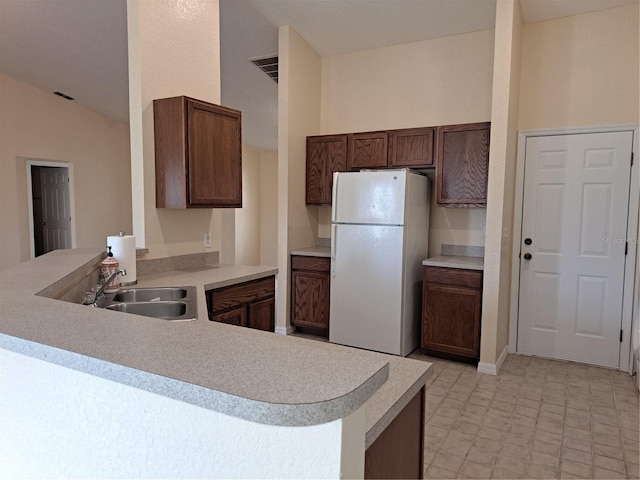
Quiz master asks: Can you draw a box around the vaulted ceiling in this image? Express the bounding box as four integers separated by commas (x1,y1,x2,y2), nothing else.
1,0,636,151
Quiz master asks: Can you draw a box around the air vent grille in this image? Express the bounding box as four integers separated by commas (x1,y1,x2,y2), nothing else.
250,55,278,83
53,91,75,101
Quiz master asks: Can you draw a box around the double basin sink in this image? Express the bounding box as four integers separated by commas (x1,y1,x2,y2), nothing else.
103,286,198,321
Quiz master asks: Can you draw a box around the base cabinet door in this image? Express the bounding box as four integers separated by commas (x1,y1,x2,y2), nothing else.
364,387,424,479
212,306,246,327
291,256,330,337
422,267,482,361
248,297,275,332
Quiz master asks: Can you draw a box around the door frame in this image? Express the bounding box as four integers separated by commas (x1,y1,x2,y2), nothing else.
26,159,76,259
509,124,639,373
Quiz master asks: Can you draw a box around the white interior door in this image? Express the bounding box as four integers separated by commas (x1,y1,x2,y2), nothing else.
41,167,72,253
517,131,633,367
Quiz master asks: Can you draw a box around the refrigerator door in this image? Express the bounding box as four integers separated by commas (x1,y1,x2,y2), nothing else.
329,223,405,355
332,170,407,226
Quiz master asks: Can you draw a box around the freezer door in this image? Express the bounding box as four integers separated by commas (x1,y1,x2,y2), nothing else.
329,223,405,355
332,170,407,225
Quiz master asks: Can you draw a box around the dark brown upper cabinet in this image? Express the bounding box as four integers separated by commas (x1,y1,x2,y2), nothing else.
348,132,388,170
435,122,490,207
306,134,348,205
389,127,434,168
153,96,242,208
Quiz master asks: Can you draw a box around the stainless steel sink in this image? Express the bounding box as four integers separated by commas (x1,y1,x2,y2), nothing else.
103,286,198,321
112,287,188,303
106,301,192,320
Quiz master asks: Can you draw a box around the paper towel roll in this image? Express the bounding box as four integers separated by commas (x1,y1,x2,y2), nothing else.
107,234,137,286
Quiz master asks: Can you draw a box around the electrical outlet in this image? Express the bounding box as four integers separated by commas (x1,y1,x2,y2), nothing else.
204,233,212,248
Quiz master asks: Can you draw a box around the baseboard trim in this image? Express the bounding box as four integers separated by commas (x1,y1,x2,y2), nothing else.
477,345,509,376
275,325,295,335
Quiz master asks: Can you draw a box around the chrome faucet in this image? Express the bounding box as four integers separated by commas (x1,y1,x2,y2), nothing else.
82,269,126,307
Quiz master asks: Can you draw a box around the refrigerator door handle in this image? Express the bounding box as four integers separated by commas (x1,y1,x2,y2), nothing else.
331,172,339,222
331,224,337,258
331,224,337,278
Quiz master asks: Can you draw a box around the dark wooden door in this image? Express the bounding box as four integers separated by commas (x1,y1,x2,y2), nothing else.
212,306,247,327
291,270,330,331
248,297,275,331
349,132,388,170
422,267,482,360
188,99,242,207
435,122,490,207
306,135,348,204
388,127,434,168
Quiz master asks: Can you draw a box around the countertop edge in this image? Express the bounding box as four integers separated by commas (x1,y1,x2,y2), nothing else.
1,250,392,428
1,333,390,427
364,367,432,449
422,255,484,271
290,247,331,258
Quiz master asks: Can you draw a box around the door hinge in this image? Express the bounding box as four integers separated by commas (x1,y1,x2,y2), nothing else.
625,241,628,255
620,329,623,342
632,152,634,167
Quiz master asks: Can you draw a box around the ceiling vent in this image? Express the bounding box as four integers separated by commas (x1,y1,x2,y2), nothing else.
250,54,278,83
53,91,75,101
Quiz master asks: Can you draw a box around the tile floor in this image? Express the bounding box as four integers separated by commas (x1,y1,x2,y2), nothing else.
407,352,640,479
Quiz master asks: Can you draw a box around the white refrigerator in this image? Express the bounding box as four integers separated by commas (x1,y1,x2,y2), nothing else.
329,169,430,356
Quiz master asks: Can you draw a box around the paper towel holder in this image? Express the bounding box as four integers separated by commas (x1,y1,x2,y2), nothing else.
108,232,138,287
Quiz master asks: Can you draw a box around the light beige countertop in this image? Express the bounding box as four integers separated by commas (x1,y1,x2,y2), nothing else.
290,246,331,258
0,248,431,441
422,255,484,271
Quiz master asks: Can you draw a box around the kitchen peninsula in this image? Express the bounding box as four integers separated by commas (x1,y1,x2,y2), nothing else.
0,248,431,479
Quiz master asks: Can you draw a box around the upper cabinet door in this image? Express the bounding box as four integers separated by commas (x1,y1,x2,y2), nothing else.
388,127,434,168
435,122,490,207
154,96,242,209
306,135,348,205
349,132,388,170
187,100,242,207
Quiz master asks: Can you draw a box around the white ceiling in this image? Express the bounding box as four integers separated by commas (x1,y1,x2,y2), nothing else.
1,0,637,151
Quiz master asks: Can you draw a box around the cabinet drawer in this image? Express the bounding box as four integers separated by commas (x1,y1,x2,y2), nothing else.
209,277,275,314
424,266,482,289
291,255,330,273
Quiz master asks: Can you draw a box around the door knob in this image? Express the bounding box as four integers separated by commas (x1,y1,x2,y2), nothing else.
524,238,532,245
523,253,532,260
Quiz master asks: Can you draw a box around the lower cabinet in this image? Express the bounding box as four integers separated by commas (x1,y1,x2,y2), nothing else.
290,255,330,337
421,266,482,362
206,276,275,332
364,387,425,479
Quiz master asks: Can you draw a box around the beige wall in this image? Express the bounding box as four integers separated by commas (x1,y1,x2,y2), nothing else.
235,145,261,265
481,0,523,367
519,3,640,130
0,73,132,270
127,0,224,259
276,26,322,331
234,146,278,267
260,151,278,267
319,29,496,256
